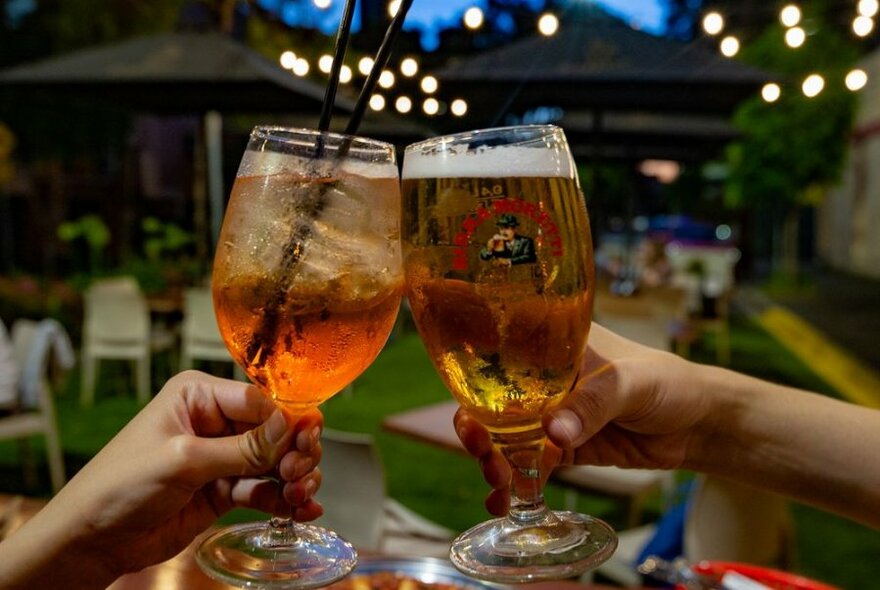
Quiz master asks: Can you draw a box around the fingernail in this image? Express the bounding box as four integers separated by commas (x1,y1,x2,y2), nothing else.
296,426,321,452
547,409,582,444
265,410,289,444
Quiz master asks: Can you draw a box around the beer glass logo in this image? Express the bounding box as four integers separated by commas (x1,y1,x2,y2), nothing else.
479,214,537,267
452,197,564,271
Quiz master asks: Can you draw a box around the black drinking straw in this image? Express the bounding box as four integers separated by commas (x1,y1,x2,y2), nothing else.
318,0,358,132
345,0,415,135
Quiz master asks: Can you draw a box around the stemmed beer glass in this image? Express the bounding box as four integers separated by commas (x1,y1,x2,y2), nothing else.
197,127,403,588
401,125,617,583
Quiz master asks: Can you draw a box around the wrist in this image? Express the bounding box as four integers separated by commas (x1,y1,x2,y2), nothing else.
679,362,754,474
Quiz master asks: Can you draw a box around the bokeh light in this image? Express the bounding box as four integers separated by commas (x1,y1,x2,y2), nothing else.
369,94,386,111
379,70,395,89
702,12,724,35
358,57,374,76
451,98,468,116
720,36,740,57
318,54,334,74
802,73,825,97
423,98,440,115
846,68,869,91
395,96,412,114
859,0,879,18
463,7,484,30
780,5,801,27
280,51,297,69
785,26,806,48
400,57,419,77
292,58,310,76
420,75,438,94
853,15,875,37
762,83,781,102
538,13,560,36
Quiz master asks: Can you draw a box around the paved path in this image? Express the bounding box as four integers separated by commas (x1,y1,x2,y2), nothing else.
734,271,880,408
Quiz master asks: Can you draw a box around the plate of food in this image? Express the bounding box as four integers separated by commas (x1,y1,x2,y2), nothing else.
324,556,508,590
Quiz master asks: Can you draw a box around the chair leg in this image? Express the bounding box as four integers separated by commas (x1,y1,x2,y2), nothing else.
17,438,38,490
81,354,97,407
136,356,151,405
44,422,66,493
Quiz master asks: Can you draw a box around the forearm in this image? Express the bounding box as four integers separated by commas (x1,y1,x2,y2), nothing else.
0,492,118,590
687,364,880,528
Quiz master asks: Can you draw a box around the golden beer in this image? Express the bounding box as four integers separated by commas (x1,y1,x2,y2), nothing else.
401,174,594,432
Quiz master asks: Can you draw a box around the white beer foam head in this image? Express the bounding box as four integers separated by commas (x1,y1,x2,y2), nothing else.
403,144,574,179
239,149,398,179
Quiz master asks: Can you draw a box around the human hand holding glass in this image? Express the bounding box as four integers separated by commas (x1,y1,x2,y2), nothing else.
401,125,616,583
197,127,403,588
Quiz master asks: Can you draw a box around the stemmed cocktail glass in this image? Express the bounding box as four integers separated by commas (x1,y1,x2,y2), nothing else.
401,125,617,583
197,126,403,588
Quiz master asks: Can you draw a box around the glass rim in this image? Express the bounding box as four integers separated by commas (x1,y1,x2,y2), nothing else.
250,125,396,155
404,124,564,155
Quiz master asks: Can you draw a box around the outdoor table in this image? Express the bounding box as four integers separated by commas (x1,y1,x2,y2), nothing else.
381,400,673,526
0,493,632,589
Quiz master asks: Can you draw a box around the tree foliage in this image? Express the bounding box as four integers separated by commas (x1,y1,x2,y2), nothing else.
724,15,859,210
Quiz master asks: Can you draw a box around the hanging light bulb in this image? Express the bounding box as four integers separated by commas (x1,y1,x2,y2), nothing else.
846,68,868,91
538,13,560,36
779,5,801,27
859,0,879,18
420,75,438,94
292,58,310,76
762,83,781,102
400,57,419,77
395,96,413,114
853,15,875,37
702,12,724,35
785,26,806,48
802,73,825,97
379,70,395,89
451,99,468,116
318,55,334,74
358,57,374,76
423,98,440,115
720,36,740,57
369,94,386,111
463,7,484,30
280,51,297,69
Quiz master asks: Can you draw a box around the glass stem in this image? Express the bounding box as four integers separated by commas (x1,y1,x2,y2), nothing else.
491,426,551,526
264,470,298,547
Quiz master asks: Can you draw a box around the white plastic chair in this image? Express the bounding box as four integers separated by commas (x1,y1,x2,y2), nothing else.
179,287,244,380
80,277,175,406
594,474,794,587
0,319,70,493
555,465,676,528
317,429,454,557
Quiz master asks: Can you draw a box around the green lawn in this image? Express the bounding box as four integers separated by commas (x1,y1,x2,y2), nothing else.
0,313,876,588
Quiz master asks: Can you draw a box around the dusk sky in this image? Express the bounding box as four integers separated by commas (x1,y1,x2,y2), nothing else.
264,0,668,50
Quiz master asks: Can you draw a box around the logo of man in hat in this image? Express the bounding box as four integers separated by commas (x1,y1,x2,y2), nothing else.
479,213,537,266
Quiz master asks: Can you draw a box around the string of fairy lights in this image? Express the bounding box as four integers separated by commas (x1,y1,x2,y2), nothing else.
276,1,876,118
702,1,876,101
275,1,560,119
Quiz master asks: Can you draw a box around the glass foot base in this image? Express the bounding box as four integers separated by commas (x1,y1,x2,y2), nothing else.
196,521,357,589
449,510,617,583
